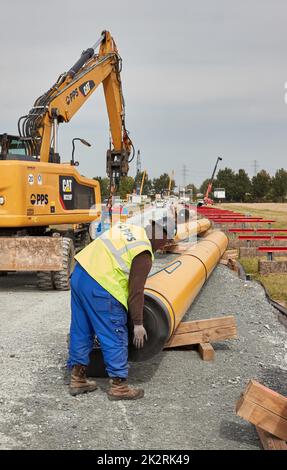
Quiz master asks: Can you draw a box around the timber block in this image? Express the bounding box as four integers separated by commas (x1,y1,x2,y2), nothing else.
256,427,287,450
221,249,238,260
165,315,237,361
236,380,287,442
197,343,215,361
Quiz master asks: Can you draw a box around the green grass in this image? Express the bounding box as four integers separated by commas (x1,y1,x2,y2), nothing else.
257,274,287,306
239,257,259,274
239,257,287,306
220,203,287,229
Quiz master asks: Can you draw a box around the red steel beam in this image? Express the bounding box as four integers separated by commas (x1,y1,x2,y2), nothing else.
256,228,287,232
238,235,271,240
209,216,251,219
211,219,275,223
257,246,287,252
228,229,256,233
229,228,287,233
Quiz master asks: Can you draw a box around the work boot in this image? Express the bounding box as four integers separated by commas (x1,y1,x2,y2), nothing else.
107,378,144,401
69,364,98,396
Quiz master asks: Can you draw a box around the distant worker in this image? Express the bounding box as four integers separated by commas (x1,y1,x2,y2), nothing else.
67,217,174,400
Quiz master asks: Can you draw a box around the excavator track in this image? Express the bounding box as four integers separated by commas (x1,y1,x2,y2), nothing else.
53,237,75,291
37,271,55,290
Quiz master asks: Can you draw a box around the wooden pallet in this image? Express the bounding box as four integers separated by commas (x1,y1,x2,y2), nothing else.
164,315,237,361
236,380,287,449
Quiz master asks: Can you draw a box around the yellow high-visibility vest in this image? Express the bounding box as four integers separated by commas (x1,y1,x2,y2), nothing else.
74,223,154,309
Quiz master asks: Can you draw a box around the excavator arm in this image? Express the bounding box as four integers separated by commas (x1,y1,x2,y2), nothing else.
18,31,133,188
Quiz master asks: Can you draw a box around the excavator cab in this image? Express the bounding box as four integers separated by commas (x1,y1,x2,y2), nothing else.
0,134,38,162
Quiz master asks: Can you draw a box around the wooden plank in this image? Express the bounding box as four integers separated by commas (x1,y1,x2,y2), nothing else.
222,249,238,260
236,396,287,441
198,343,215,361
227,258,237,270
243,380,287,420
165,325,237,348
219,259,228,266
173,316,236,335
256,426,287,450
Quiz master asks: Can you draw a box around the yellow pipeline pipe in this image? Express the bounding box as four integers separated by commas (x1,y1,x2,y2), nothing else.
174,217,211,242
129,230,228,361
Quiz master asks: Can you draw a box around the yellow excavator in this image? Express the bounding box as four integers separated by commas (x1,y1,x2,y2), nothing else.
0,31,134,289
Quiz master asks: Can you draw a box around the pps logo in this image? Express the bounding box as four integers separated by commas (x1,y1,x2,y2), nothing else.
66,88,79,105
30,194,49,206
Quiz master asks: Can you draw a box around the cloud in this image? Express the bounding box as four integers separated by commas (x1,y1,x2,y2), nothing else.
0,0,287,186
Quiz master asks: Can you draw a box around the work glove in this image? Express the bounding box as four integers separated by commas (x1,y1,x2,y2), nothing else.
133,325,148,349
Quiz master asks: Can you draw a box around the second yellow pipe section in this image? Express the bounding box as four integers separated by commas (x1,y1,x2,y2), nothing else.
174,217,211,242
129,230,228,361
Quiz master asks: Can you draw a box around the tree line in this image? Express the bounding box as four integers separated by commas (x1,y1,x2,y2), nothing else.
94,172,175,200
198,168,287,202
94,167,287,202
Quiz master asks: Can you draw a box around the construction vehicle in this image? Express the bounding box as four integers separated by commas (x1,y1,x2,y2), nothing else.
0,31,134,289
203,156,222,205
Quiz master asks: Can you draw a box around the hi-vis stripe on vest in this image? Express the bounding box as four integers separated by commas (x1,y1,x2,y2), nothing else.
74,223,154,309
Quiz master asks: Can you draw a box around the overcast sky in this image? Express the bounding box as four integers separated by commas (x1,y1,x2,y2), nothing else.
1,0,287,186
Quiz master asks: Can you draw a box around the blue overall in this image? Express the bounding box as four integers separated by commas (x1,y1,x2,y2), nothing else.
67,263,129,378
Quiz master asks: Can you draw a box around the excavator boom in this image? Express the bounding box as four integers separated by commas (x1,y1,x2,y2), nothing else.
0,31,133,289
18,31,133,187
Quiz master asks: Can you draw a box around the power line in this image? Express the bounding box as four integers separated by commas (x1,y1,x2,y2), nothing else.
181,164,189,187
253,160,259,176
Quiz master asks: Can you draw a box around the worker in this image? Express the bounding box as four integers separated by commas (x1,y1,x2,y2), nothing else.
67,217,175,400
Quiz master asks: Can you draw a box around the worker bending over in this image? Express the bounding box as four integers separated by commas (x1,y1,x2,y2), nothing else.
67,217,174,400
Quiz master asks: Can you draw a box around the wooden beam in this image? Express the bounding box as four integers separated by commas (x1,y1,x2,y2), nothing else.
166,326,237,348
198,343,214,361
256,427,287,450
165,316,237,349
236,381,287,441
243,380,287,420
219,259,228,266
222,249,238,260
173,316,236,334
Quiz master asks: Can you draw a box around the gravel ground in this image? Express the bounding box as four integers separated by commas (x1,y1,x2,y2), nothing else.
0,262,286,450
